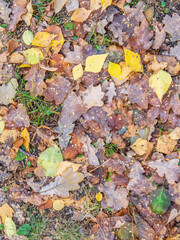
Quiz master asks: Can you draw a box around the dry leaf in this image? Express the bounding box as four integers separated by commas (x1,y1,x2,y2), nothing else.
55,0,68,14
39,168,84,197
0,0,11,23
85,53,108,73
167,209,180,224
144,6,154,22
0,78,18,105
124,49,143,72
105,82,116,103
152,22,166,49
21,128,30,152
131,138,153,160
4,217,16,237
90,0,101,10
7,39,18,54
156,135,177,154
71,8,92,22
0,203,14,223
170,41,180,61
73,64,83,80
101,0,112,11
53,200,65,211
148,57,167,74
57,161,81,175
169,127,180,140
22,0,33,26
23,48,44,65
163,13,180,42
32,32,57,47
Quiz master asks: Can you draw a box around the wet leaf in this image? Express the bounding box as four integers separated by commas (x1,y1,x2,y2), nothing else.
4,217,16,237
23,48,44,64
37,145,63,177
149,186,171,215
124,49,143,72
117,223,139,240
149,70,172,102
39,167,84,197
22,30,34,45
85,53,108,73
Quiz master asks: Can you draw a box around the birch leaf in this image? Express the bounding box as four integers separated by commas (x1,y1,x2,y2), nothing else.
124,49,143,72
23,48,44,64
149,70,172,102
85,54,108,73
4,217,16,237
55,0,68,14
32,32,57,47
73,64,83,80
108,62,122,79
39,168,84,197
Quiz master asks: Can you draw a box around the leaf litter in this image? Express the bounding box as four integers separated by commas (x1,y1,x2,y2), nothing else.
0,0,179,239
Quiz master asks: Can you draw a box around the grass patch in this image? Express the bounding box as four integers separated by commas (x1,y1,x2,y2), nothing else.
14,70,60,126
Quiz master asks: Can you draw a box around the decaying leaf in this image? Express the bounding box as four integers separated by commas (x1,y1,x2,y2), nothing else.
131,138,153,160
7,39,18,54
23,48,44,65
117,223,139,240
156,135,177,155
21,0,33,26
71,8,92,22
124,49,143,72
163,13,180,42
9,0,27,31
170,41,180,61
73,64,83,80
0,0,11,23
54,0,68,14
105,82,116,103
39,167,84,197
0,78,18,105
85,54,108,73
152,22,166,50
147,159,180,184
98,181,129,210
0,203,14,223
149,70,172,102
37,145,63,177
82,84,105,109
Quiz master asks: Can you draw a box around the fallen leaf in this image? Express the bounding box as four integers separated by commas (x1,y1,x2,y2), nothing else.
37,145,63,177
163,13,180,42
169,127,180,140
23,48,44,65
156,135,177,155
144,6,154,22
10,52,24,64
117,223,139,240
105,82,116,103
9,0,27,31
22,30,34,45
147,159,179,184
21,128,30,152
21,0,33,26
112,61,132,86
0,116,5,134
124,49,143,72
4,217,16,237
82,84,105,109
98,181,129,210
71,8,92,22
131,138,153,160
66,0,79,12
0,129,20,144
57,161,81,175
32,32,57,47
108,62,122,79
101,0,112,11
85,53,108,73
167,208,180,224
73,64,83,80
90,0,101,10
0,0,11,23
50,54,69,72
53,200,65,211
39,167,84,197
170,41,180,61
149,70,172,102
0,78,18,105
96,192,103,202
147,57,168,74
0,203,14,223
152,22,166,49
54,0,68,14
7,39,18,54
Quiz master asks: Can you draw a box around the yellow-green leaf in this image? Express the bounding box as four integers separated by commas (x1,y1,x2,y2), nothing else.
124,49,143,72
4,217,16,237
108,62,122,79
0,116,5,134
32,32,57,47
73,64,83,80
22,30,34,45
85,54,108,73
37,145,63,177
23,48,44,64
149,70,172,102
21,128,30,152
96,192,103,202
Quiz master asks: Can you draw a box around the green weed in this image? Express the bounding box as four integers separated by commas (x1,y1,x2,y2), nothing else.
105,143,122,156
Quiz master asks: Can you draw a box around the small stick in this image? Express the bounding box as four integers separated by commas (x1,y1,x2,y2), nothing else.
19,148,37,158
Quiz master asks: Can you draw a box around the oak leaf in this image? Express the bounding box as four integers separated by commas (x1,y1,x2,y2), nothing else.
0,0,11,23
163,13,180,42
131,138,153,160
124,49,143,72
156,135,177,155
39,167,84,197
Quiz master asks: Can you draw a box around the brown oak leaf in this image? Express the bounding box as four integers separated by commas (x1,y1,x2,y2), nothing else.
25,67,46,96
50,54,69,72
43,76,71,105
9,0,27,32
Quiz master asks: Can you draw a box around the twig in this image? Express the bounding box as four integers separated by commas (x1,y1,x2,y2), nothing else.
19,148,37,158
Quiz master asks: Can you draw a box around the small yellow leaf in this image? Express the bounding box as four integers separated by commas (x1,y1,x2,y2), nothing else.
124,49,143,72
19,64,31,68
23,48,44,64
90,0,101,10
53,200,65,211
32,32,57,47
101,0,112,11
50,29,64,54
149,70,172,102
96,192,103,202
73,64,83,80
131,138,153,160
85,54,108,73
157,135,176,155
169,127,180,140
0,203,14,224
21,128,30,152
0,116,5,134
112,61,132,86
71,8,92,22
108,62,122,79
4,217,16,237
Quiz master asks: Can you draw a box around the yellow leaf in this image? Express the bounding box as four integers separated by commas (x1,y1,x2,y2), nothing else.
50,30,64,54
71,8,92,22
157,135,176,155
101,0,112,11
149,70,172,102
0,203,14,224
32,32,57,47
96,192,103,202
21,128,30,152
22,0,33,26
124,49,143,72
169,127,180,140
23,48,44,64
85,53,108,73
131,138,153,160
73,64,83,80
108,62,122,79
0,116,5,134
53,200,65,211
4,217,16,237
19,64,31,68
112,61,132,86
90,0,101,10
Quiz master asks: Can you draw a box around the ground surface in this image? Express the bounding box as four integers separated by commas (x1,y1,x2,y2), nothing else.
0,0,180,239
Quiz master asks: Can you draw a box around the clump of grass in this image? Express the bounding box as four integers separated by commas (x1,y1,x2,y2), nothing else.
14,70,60,126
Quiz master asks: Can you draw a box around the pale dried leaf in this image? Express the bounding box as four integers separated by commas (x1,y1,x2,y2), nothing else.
0,78,18,105
105,82,116,103
163,13,180,42
66,0,79,12
157,135,177,154
167,209,180,224
22,0,33,26
170,42,180,61
0,0,11,23
152,22,166,49
39,168,84,197
55,0,68,14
